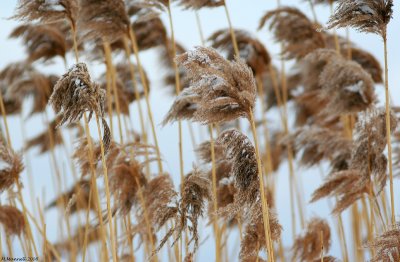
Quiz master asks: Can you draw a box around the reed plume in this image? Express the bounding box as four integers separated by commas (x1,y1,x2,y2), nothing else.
367,223,400,262
259,7,325,60
0,141,24,192
327,0,393,37
311,108,398,213
175,0,224,9
10,24,68,63
0,205,26,236
46,180,96,215
208,29,271,77
163,46,256,125
312,257,340,262
293,218,331,261
49,63,111,151
25,118,63,154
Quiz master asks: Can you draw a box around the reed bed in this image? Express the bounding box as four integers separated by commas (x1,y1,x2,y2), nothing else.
0,0,399,261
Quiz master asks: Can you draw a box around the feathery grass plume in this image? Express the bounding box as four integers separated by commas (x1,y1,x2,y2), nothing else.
262,131,286,172
208,29,271,77
25,118,63,154
367,223,400,262
309,0,338,4
342,47,383,83
287,126,352,168
115,62,149,100
46,180,96,215
136,174,178,230
163,46,256,125
13,0,78,25
0,205,26,236
327,0,393,37
77,0,130,44
155,168,211,254
394,129,400,177
49,63,111,151
53,225,101,256
9,24,68,63
293,218,331,261
175,0,224,9
299,49,375,115
259,7,325,60
108,143,158,215
73,138,119,177
127,2,167,51
311,108,398,213
6,72,57,117
239,193,281,262
0,142,24,192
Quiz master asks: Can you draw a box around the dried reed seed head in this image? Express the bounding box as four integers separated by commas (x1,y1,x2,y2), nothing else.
312,257,341,262
327,0,394,38
367,223,400,262
109,144,154,215
10,24,68,63
216,129,258,191
13,0,78,25
293,217,331,261
308,0,338,4
46,180,96,214
139,175,178,230
0,143,24,192
166,46,256,125
77,0,130,43
176,0,224,10
162,88,200,125
25,120,63,154
115,62,149,100
342,47,383,83
0,205,26,236
50,62,105,125
130,7,167,51
288,126,352,168
208,29,271,76
240,207,281,261
54,225,101,254
259,7,325,60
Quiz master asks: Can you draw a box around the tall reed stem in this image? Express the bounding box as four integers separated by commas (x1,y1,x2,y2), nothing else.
249,110,275,262
383,32,395,225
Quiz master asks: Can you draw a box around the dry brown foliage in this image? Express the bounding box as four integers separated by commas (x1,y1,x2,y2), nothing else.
13,0,78,25
49,63,111,150
327,0,393,38
54,225,101,255
311,108,398,213
293,217,331,261
312,256,340,262
25,118,64,154
163,47,256,125
367,223,400,262
0,205,26,236
176,0,224,9
77,0,130,44
297,49,375,117
0,142,24,192
10,24,68,63
287,126,352,168
46,180,96,215
128,2,167,51
259,7,325,60
209,29,271,76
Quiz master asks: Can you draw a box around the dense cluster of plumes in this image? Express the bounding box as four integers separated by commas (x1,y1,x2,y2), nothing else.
311,108,398,214
163,46,256,125
1,0,400,261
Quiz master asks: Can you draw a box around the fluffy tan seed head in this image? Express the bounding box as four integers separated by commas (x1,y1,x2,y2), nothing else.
0,205,26,236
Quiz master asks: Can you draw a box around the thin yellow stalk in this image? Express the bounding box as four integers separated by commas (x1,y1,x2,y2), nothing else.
208,125,222,262
320,230,323,262
94,115,118,262
128,28,163,173
383,32,395,225
307,0,318,23
248,111,275,262
0,92,11,147
223,1,239,57
103,42,124,144
81,170,94,262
